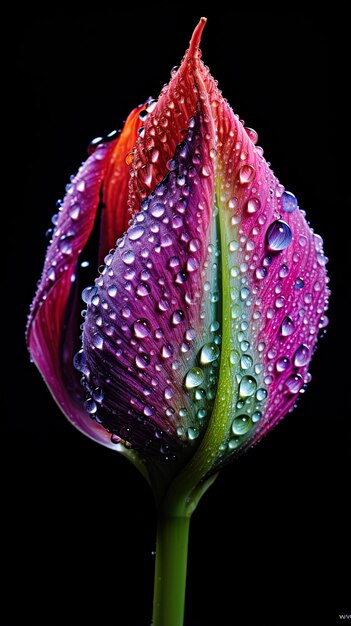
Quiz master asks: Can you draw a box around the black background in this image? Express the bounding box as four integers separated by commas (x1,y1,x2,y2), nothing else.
6,9,348,626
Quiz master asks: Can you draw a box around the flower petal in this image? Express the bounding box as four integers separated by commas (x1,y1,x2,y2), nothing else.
100,105,145,254
128,18,208,214
27,141,120,447
81,108,220,460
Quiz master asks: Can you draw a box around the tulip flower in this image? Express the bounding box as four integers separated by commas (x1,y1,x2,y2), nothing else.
27,17,329,626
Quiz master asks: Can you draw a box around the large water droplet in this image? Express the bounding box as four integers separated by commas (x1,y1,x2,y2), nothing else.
281,316,294,336
294,277,305,290
239,164,255,184
172,310,184,325
200,342,220,364
241,354,253,370
129,225,145,241
276,356,290,372
151,203,165,218
285,373,303,393
122,250,135,265
294,344,310,367
232,414,252,435
247,198,260,214
107,284,117,297
134,353,150,369
132,319,151,339
136,282,151,297
256,388,267,401
282,191,298,213
84,398,97,414
239,375,257,398
266,220,292,251
187,427,199,440
185,367,204,389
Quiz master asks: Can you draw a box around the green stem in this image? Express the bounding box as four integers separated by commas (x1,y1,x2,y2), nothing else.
152,515,190,626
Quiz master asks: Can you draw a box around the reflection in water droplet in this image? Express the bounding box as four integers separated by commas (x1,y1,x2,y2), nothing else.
266,220,292,251
187,427,199,440
294,344,310,367
132,319,151,338
232,414,252,435
294,277,305,290
276,356,290,372
256,388,267,401
239,375,257,398
282,191,298,213
281,316,294,336
239,164,255,184
285,374,303,393
185,367,204,389
200,343,220,364
134,353,150,369
247,198,261,214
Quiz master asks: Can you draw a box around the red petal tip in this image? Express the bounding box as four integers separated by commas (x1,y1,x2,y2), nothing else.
189,17,207,54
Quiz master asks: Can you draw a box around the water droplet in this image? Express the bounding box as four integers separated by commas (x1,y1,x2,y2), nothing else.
319,315,329,329
197,408,207,419
232,414,252,435
69,205,80,220
111,434,121,444
59,237,73,255
187,427,199,440
151,203,165,218
285,373,303,393
129,225,145,241
266,220,292,251
107,284,117,297
185,367,204,389
275,296,285,309
247,198,260,214
239,375,257,398
93,387,104,403
161,344,173,359
282,191,298,213
189,238,201,252
122,250,135,265
241,355,253,370
255,267,267,280
164,387,174,400
256,388,267,401
276,356,290,372
279,264,289,278
294,344,310,367
201,165,211,177
252,411,262,423
294,277,305,290
195,388,206,400
281,316,294,336
92,334,104,350
187,257,199,272
77,180,85,193
200,343,220,364
136,282,151,297
172,310,184,325
230,350,240,366
229,240,239,252
132,319,151,339
84,398,97,414
239,164,255,184
135,353,150,369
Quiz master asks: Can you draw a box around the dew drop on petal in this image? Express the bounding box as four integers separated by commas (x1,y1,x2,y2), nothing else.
132,319,151,339
247,198,260,214
266,220,292,252
232,414,252,435
285,373,304,393
200,343,220,364
276,356,290,372
281,316,295,336
293,344,310,367
185,367,204,389
239,164,255,184
239,375,257,398
281,191,298,213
